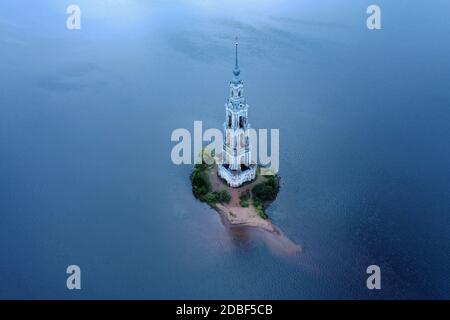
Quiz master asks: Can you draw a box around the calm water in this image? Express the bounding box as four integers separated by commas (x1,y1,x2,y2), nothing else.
1,0,450,299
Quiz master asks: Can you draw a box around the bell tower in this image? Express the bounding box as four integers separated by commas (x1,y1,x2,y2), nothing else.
218,38,256,187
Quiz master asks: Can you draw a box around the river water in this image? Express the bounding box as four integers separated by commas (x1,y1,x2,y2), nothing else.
1,0,449,299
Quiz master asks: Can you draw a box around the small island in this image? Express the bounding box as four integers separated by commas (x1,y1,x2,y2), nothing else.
191,162,280,233
191,161,300,254
190,39,300,253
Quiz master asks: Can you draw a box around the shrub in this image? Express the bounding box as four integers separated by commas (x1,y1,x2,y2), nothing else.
204,192,218,206
251,175,279,219
239,190,250,202
219,190,231,203
240,199,249,207
255,203,268,219
191,166,210,197
253,198,262,208
252,175,279,203
195,163,207,170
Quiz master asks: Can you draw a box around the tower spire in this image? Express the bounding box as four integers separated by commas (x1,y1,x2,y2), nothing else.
232,37,241,80
235,37,239,69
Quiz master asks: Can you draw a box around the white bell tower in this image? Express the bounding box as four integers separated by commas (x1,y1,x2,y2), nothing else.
218,38,256,187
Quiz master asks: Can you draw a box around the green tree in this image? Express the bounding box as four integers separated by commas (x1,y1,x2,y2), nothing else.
191,167,210,197
252,177,278,202
219,190,231,203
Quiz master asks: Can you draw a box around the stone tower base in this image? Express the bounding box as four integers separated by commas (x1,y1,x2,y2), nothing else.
218,164,257,188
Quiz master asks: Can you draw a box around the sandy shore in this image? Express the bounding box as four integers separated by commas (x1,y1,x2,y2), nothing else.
206,166,301,253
